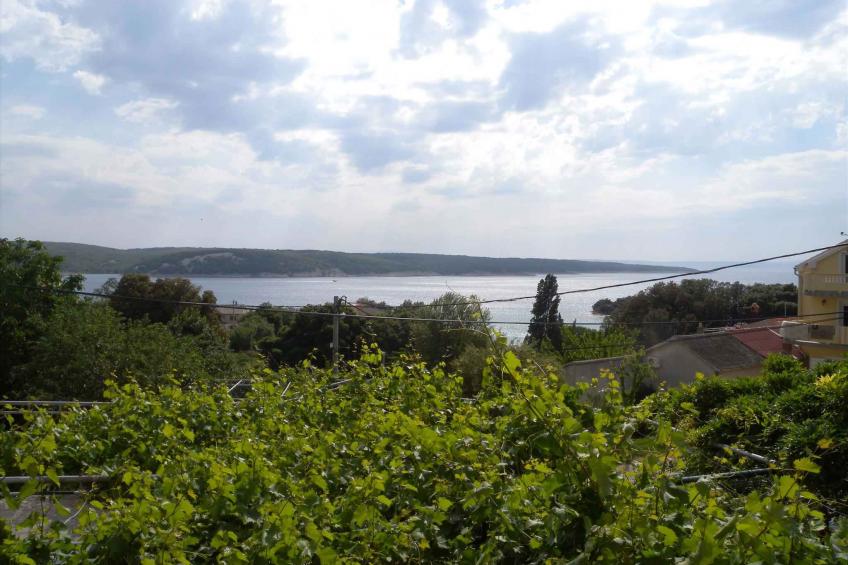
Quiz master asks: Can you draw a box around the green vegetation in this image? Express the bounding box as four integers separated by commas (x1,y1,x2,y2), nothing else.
526,274,563,350
4,240,847,562
235,292,490,384
0,239,248,401
645,354,848,500
44,241,692,276
594,279,799,345
2,350,846,562
1,240,84,399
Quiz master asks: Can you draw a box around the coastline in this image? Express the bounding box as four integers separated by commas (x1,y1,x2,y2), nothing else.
64,268,696,279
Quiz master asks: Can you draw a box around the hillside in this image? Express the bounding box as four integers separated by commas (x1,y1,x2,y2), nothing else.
45,241,693,276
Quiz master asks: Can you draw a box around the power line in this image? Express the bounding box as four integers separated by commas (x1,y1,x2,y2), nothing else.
381,242,848,310
28,242,837,315
16,286,309,310
14,285,842,328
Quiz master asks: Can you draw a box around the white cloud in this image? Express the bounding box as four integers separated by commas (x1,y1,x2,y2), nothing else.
73,70,107,95
788,101,841,129
8,104,45,119
0,0,98,71
115,98,179,124
0,0,846,258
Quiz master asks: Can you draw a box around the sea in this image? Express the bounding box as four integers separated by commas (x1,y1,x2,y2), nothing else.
80,261,797,342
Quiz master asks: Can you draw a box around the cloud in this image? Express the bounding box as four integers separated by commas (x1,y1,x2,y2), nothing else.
0,1,845,259
788,101,841,129
421,100,494,132
0,0,99,71
115,98,178,124
704,0,846,39
73,70,107,94
402,166,433,184
399,0,488,57
64,0,304,138
35,176,137,209
499,19,619,111
340,131,417,173
8,104,45,119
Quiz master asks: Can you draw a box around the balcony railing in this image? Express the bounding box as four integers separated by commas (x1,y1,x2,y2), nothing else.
805,273,848,285
782,321,848,345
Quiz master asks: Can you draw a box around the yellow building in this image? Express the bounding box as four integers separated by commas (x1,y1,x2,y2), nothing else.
791,241,848,366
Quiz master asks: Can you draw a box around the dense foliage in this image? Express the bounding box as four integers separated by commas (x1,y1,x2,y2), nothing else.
0,239,83,399
13,301,244,400
594,279,799,345
2,348,846,562
558,325,637,364
44,241,690,277
106,274,220,329
1,243,247,401
645,355,848,501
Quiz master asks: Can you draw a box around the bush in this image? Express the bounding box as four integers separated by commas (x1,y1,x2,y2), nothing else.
12,300,242,400
2,350,845,562
647,358,848,500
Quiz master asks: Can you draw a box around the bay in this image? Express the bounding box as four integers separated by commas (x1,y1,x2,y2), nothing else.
79,262,797,340
81,262,797,342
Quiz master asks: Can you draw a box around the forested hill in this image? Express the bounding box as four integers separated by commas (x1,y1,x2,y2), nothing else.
45,241,693,276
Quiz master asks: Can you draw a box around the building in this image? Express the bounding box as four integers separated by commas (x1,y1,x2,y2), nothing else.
789,241,848,366
564,328,792,390
216,303,252,330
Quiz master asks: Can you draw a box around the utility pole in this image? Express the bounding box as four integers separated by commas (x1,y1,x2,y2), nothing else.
332,295,340,372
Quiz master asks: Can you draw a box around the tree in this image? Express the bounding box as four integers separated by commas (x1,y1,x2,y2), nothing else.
559,325,637,364
229,314,275,352
399,292,491,367
16,299,243,400
0,238,82,397
596,279,800,346
109,274,221,331
526,274,563,351
263,303,368,368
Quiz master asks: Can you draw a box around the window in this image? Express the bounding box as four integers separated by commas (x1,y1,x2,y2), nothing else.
843,305,848,328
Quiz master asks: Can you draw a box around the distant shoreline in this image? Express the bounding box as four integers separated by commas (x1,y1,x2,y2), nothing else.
45,241,694,278
66,269,695,279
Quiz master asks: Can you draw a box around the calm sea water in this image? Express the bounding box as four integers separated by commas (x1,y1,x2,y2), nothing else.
81,262,796,341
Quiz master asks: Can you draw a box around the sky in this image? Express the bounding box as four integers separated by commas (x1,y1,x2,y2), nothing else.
1,0,846,261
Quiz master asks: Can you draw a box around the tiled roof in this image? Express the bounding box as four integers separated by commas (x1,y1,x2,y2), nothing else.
655,332,764,371
743,317,790,328
727,327,785,358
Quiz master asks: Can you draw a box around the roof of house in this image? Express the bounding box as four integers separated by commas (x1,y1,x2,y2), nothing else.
727,327,785,358
743,317,790,329
351,303,387,316
215,305,252,315
795,239,848,270
650,332,764,372
562,355,627,367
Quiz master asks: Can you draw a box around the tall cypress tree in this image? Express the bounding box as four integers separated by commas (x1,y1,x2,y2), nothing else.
526,274,563,350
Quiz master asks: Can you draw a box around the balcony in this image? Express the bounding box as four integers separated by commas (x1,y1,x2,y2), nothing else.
802,273,848,297
781,321,848,345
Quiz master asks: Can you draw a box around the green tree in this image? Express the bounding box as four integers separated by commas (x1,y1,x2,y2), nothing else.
526,274,563,350
264,303,368,368
597,279,799,346
559,325,637,364
0,238,83,398
229,314,275,352
16,300,242,400
403,292,491,366
109,273,220,332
